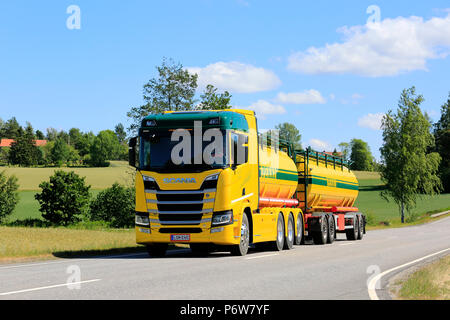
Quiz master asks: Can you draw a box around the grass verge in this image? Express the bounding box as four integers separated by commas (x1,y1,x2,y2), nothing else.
393,254,450,300
0,226,140,262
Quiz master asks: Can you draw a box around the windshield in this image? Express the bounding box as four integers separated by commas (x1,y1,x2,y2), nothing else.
139,129,229,173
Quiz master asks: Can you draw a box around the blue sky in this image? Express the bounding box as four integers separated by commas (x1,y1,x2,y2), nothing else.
1,1,450,160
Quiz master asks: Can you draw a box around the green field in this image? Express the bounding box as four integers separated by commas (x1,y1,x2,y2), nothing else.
2,161,134,191
3,166,449,225
354,171,450,225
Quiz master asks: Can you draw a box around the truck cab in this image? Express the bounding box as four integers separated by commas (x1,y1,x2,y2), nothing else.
129,109,260,256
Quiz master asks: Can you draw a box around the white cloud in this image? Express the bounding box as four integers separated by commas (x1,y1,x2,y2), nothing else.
275,90,326,104
188,61,281,93
358,113,385,130
241,100,286,119
309,138,333,152
288,13,450,77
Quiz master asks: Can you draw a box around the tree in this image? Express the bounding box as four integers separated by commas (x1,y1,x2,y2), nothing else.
127,58,198,132
89,183,135,228
89,130,121,167
275,122,302,150
0,117,22,139
8,127,39,166
35,171,91,226
46,128,59,141
338,142,351,162
0,171,19,224
114,123,127,144
433,94,450,192
50,138,71,167
380,87,442,223
0,147,10,165
349,139,374,171
35,130,45,140
198,84,231,110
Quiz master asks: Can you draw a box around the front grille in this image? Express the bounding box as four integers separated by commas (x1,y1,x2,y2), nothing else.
156,193,204,202
159,228,202,234
146,180,216,225
159,213,203,221
157,203,203,212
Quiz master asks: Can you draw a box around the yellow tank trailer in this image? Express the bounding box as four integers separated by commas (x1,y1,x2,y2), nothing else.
128,109,365,257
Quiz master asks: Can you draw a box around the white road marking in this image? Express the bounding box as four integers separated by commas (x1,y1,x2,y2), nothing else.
367,247,450,300
245,253,279,260
0,252,148,270
0,279,101,296
339,243,354,246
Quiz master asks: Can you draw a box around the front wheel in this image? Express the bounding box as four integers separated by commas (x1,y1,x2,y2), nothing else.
230,214,250,256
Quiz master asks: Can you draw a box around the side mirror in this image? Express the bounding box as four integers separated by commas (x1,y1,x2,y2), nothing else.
129,137,137,168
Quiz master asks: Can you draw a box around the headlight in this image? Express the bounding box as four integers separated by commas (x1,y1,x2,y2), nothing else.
142,176,158,190
212,210,233,226
201,173,219,189
205,173,219,181
135,213,150,226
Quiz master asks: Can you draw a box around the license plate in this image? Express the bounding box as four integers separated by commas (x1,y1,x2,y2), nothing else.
170,234,190,242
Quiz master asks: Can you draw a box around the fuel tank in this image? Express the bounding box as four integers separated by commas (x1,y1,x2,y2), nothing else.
295,151,359,212
258,144,298,207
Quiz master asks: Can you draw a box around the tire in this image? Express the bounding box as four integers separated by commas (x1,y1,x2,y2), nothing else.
312,216,328,245
357,215,364,240
190,243,212,256
284,214,295,250
271,213,285,251
327,214,335,244
294,213,304,245
230,214,250,256
146,243,168,257
346,215,358,241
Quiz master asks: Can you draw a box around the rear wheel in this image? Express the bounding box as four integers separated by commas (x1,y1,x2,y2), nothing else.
146,243,168,257
327,214,335,244
230,214,250,256
346,215,358,240
357,215,364,240
294,213,304,245
312,216,328,245
271,213,285,251
284,214,295,250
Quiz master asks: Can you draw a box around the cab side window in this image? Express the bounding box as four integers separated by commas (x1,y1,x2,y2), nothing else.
231,132,248,166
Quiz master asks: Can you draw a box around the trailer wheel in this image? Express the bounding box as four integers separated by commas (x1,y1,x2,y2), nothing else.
312,216,328,245
146,243,168,257
230,214,250,256
294,213,304,245
327,214,335,244
284,214,295,250
357,215,364,240
271,213,285,251
346,215,358,241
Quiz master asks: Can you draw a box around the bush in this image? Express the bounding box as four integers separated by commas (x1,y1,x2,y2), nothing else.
89,183,135,228
0,171,19,223
35,170,91,226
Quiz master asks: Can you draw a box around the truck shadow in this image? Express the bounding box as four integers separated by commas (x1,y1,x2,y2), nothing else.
51,246,296,260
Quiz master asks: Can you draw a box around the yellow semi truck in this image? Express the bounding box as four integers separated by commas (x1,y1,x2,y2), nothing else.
128,109,365,257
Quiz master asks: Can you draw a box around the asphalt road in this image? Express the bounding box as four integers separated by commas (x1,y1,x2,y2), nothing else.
1,216,449,300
